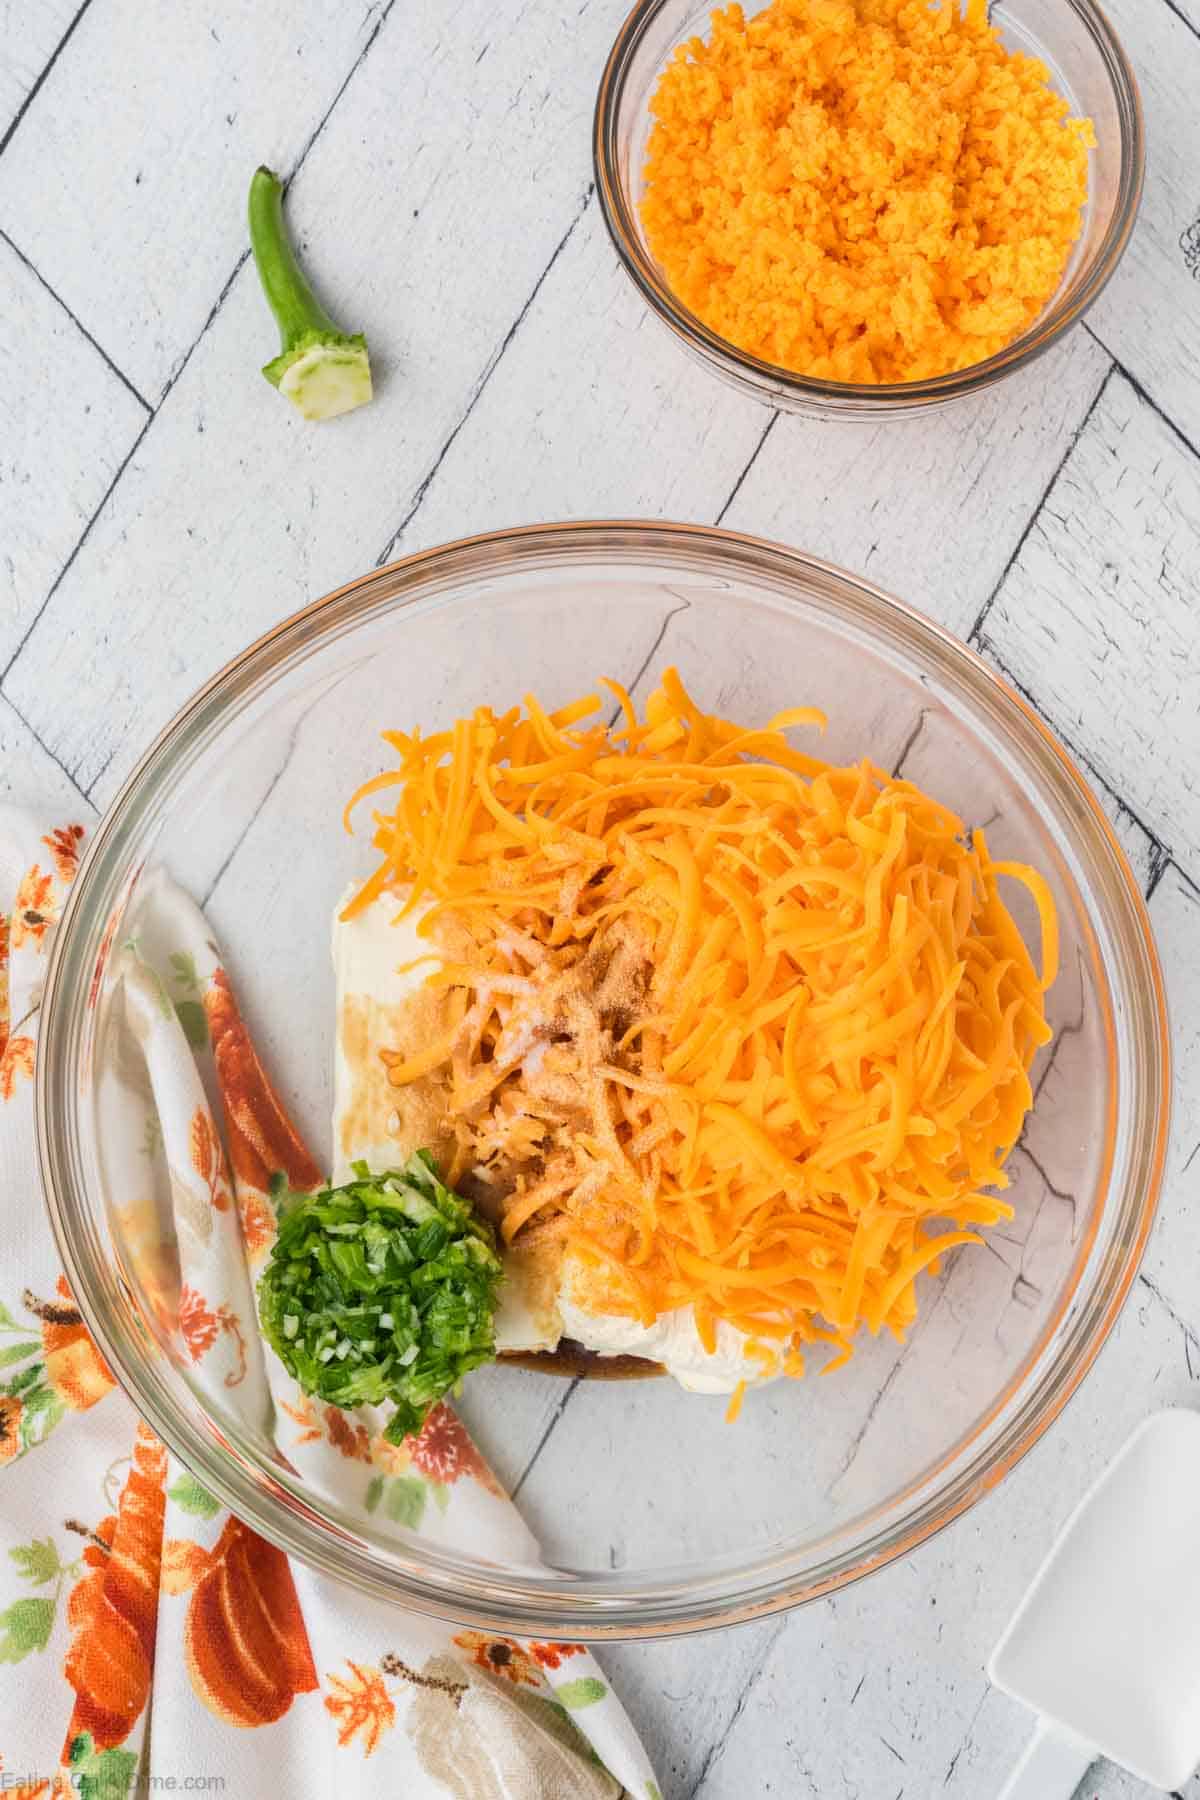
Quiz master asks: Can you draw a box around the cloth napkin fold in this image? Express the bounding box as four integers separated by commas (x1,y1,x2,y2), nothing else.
0,805,660,1800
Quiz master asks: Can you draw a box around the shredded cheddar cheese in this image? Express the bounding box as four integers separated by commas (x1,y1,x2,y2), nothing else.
345,671,1056,1368
639,0,1095,384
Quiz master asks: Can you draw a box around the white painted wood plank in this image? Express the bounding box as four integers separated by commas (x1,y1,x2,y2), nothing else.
1085,0,1200,449
1161,0,1200,38
603,1259,1200,1800
0,0,387,400
981,371,1200,884
692,1276,1200,1799
0,231,147,668
896,676,1159,894
0,693,94,817
724,325,1111,642
601,1618,786,1797
0,0,78,144
385,213,769,559
2,0,642,806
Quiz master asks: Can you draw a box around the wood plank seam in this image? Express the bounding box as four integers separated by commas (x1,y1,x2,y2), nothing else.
1138,1271,1200,1363
965,358,1117,647
976,641,1169,890
1,691,95,814
373,181,597,567
199,711,310,908
942,1683,992,1788
510,1377,582,1501
688,1614,793,1799
0,0,93,160
714,411,779,525
1145,843,1172,899
1154,0,1200,47
267,0,403,299
1167,858,1200,906
1082,320,1200,464
0,413,155,689
0,225,152,411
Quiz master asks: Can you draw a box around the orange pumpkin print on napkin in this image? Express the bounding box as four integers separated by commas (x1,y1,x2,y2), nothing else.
204,969,322,1197
26,1277,114,1411
62,1422,167,1750
0,1035,34,1103
163,1514,317,1727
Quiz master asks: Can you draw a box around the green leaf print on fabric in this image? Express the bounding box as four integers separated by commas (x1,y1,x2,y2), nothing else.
174,1000,208,1050
17,1378,66,1450
9,1537,64,1585
0,1340,42,1367
0,1531,80,1657
364,1470,445,1524
0,1594,56,1660
169,951,200,993
69,1732,139,1800
555,1677,608,1710
1,1350,69,1459
141,963,175,1023
0,1301,20,1330
384,1476,427,1529
166,950,208,1051
5,1362,44,1396
167,1472,220,1518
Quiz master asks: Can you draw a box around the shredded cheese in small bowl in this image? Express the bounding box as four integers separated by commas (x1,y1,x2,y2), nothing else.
595,0,1142,412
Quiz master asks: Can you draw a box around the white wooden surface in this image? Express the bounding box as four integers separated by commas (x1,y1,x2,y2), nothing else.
2,3,1200,1795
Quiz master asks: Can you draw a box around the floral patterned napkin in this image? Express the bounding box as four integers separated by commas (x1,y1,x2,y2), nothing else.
0,806,661,1800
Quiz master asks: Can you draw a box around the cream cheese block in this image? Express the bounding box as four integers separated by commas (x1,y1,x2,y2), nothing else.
332,885,783,1393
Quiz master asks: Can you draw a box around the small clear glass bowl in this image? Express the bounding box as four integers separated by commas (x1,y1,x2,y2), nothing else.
594,0,1144,419
38,523,1168,1636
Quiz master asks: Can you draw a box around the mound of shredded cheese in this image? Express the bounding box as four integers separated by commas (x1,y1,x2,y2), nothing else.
640,0,1095,384
344,672,1057,1372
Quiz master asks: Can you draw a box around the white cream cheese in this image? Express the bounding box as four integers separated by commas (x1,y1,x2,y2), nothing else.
557,1267,781,1394
332,888,782,1395
331,885,438,1182
332,885,563,1356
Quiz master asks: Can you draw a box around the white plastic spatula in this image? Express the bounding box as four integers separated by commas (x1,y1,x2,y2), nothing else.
989,1409,1200,1796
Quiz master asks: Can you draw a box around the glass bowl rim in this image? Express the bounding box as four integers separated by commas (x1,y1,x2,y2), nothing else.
593,0,1146,406
36,520,1170,1636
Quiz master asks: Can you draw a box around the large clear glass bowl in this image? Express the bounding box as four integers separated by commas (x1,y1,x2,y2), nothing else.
594,0,1144,419
38,523,1168,1637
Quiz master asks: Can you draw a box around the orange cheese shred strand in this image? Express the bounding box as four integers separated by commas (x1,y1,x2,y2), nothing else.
991,858,1061,991
348,667,1057,1363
